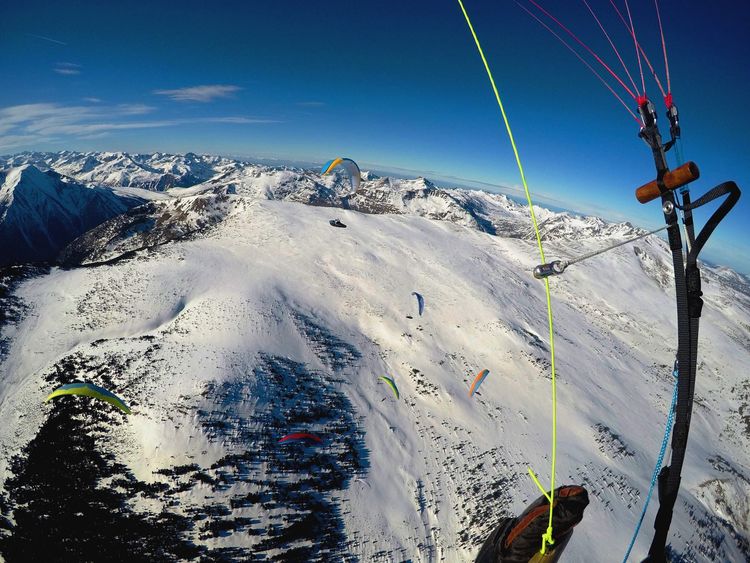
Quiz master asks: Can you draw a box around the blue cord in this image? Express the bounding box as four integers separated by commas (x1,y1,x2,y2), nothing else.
672,138,685,170
622,362,679,563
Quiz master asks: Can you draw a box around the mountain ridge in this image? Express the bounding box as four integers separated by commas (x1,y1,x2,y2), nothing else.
0,164,146,265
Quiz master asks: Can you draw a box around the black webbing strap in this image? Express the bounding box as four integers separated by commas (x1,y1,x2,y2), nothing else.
645,180,740,562
646,194,690,562
682,181,741,267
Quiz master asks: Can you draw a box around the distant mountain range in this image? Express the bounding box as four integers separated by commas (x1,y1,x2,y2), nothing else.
1,151,647,268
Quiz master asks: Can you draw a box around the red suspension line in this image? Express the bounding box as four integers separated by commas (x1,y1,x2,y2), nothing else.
623,0,646,99
608,0,668,101
523,0,637,101
515,1,641,124
581,0,639,98
654,0,671,96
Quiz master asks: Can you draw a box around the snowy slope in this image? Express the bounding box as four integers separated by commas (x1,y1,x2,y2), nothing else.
0,197,748,560
0,152,747,561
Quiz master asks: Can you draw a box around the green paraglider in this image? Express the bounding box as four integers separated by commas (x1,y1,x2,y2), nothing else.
45,382,131,414
378,376,400,399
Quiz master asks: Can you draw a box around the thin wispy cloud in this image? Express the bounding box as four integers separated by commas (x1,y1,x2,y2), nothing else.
27,33,67,46
0,103,62,135
203,117,280,124
116,104,156,115
153,84,242,102
54,62,81,75
78,132,113,140
30,119,181,136
0,102,278,151
0,134,54,152
83,97,102,103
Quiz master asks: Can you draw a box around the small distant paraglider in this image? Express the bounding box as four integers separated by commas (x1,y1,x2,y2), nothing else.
378,376,400,399
321,157,361,192
45,382,131,414
412,292,424,316
468,369,490,398
278,432,323,444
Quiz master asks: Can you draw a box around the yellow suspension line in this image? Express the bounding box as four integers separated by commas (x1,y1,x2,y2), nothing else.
456,0,558,555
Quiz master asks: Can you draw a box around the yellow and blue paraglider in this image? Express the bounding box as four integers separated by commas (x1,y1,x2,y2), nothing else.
378,376,400,399
45,382,131,414
321,157,361,192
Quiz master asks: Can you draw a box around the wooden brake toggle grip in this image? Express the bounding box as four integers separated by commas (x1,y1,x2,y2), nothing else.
635,161,700,204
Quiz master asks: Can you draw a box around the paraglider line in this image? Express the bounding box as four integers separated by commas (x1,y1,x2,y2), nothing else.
456,0,559,554
516,2,640,123
581,0,640,98
622,364,678,562
608,0,667,99
528,467,552,503
623,0,646,96
565,224,670,268
522,0,637,100
654,0,671,95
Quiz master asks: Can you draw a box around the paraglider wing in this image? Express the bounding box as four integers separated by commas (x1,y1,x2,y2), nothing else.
378,376,400,399
468,369,490,398
45,382,131,414
411,292,424,316
278,432,323,444
321,157,361,192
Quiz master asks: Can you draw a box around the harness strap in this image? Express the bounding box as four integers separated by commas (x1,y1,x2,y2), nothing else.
681,181,741,265
645,181,740,562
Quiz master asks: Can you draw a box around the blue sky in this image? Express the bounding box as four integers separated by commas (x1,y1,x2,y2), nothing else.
2,0,748,273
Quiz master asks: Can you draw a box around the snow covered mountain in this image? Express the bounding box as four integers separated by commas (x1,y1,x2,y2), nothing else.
2,151,239,191
0,151,748,562
1,151,643,248
0,164,148,266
